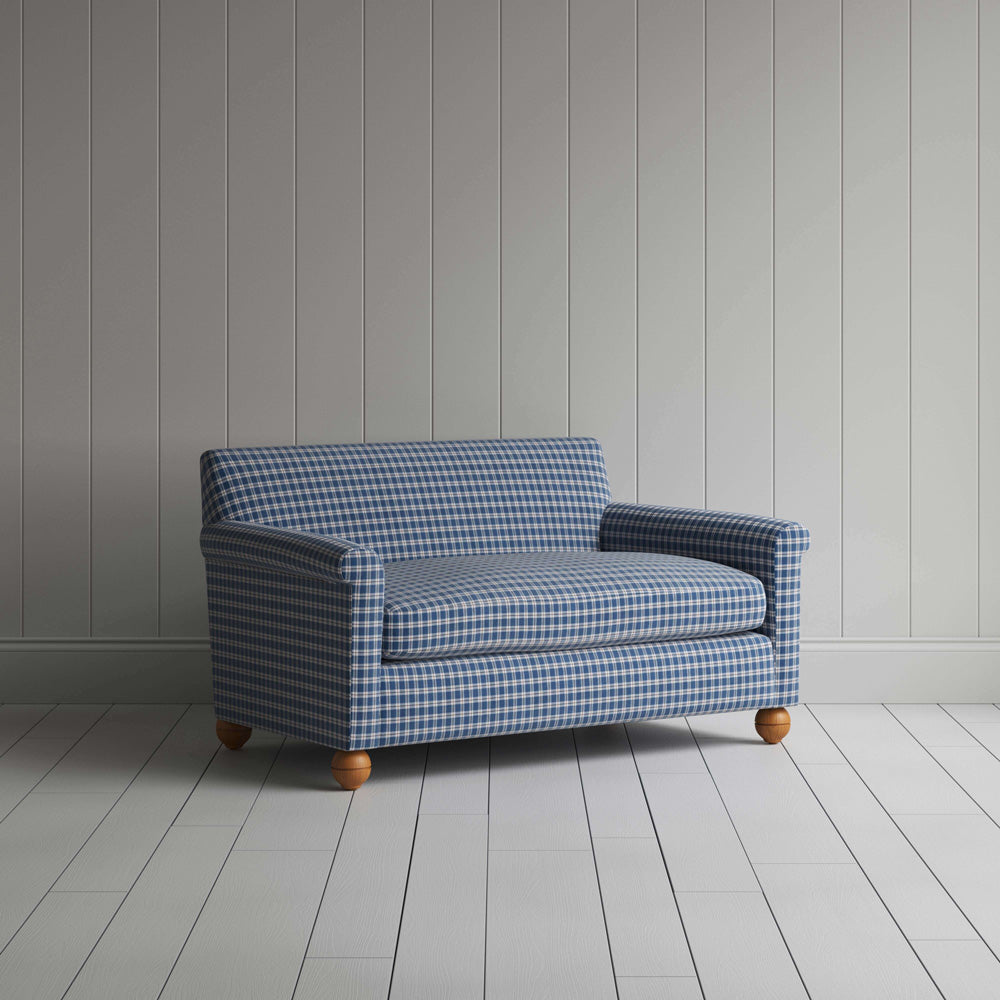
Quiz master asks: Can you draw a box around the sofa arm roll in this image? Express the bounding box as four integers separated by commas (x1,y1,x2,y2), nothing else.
200,519,383,586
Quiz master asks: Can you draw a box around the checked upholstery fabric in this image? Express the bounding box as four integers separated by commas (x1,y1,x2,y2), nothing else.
201,438,809,751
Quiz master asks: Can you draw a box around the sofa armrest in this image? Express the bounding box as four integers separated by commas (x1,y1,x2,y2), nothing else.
200,519,382,586
200,519,384,750
600,502,809,703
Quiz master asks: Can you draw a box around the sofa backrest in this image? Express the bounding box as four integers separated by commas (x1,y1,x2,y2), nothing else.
201,437,611,561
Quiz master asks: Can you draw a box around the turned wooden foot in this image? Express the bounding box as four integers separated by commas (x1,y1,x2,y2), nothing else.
755,707,791,744
331,750,372,790
216,720,252,750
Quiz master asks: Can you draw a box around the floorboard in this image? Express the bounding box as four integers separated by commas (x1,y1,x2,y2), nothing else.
308,744,426,959
592,836,694,977
294,958,393,1000
489,730,591,851
56,704,221,890
896,814,1000,957
642,772,758,891
160,849,333,1000
0,890,123,1000
2,703,1000,999
65,825,237,1000
798,762,975,940
755,862,942,1000
810,704,982,814
0,704,55,755
576,725,656,837
676,891,807,1000
0,791,120,949
486,849,617,1000
390,813,488,999
912,940,1000,1000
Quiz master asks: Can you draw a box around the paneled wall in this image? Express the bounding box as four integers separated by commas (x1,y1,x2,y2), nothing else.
1,0,997,694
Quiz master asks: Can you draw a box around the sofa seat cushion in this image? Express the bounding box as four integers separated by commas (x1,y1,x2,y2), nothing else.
381,551,766,660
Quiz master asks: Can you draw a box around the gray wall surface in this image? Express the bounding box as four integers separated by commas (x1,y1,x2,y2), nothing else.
1,0,998,698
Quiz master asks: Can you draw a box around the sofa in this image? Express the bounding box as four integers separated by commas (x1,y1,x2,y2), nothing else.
200,437,809,789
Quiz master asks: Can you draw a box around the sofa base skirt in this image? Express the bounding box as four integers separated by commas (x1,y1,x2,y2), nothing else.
373,631,779,748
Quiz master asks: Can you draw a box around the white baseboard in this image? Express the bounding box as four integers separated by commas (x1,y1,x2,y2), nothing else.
0,636,998,703
800,637,1000,702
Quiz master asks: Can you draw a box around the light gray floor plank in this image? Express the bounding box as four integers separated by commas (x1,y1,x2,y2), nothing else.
810,704,981,814
799,762,975,940
160,849,333,1000
419,738,489,815
173,730,283,826
0,704,55,755
958,722,1000,757
486,849,617,1000
56,704,221,890
896,814,1000,956
617,978,702,1000
236,739,352,851
390,813,488,999
308,744,426,959
942,704,1000,725
782,706,847,764
755,863,941,1000
627,718,706,773
294,958,393,1000
677,891,807,1000
576,725,656,838
696,739,852,864
0,738,75,819
685,709,761,742
0,890,124,1000
928,747,1000,824
888,703,979,747
642,772,757,891
0,791,119,949
23,704,108,740
33,705,186,795
489,730,591,851
593,837,694,977
912,940,1000,1000
65,825,237,1000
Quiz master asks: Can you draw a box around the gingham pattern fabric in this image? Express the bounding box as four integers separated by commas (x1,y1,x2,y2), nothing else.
377,632,776,746
381,551,766,660
201,520,384,748
201,438,611,562
600,503,809,704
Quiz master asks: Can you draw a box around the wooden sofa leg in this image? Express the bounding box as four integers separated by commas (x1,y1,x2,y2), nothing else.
331,750,372,790
754,708,791,744
216,720,252,750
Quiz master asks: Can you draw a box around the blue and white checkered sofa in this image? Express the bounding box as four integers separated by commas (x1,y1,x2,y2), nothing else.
200,437,809,788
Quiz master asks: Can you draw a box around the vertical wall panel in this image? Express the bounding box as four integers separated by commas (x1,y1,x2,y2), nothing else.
636,0,704,509
910,0,978,636
704,0,773,516
90,0,158,635
364,0,432,442
21,0,91,635
773,0,841,636
432,0,500,441
981,0,1000,636
841,0,910,636
295,0,363,446
500,0,568,438
0,0,21,634
159,0,227,635
569,0,636,500
227,0,295,447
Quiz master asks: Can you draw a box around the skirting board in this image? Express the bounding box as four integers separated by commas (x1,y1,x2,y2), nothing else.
0,637,998,704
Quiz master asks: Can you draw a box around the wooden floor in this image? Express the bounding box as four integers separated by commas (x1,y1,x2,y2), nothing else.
1,705,1000,999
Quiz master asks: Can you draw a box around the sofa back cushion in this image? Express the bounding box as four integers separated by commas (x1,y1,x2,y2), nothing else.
201,437,611,561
